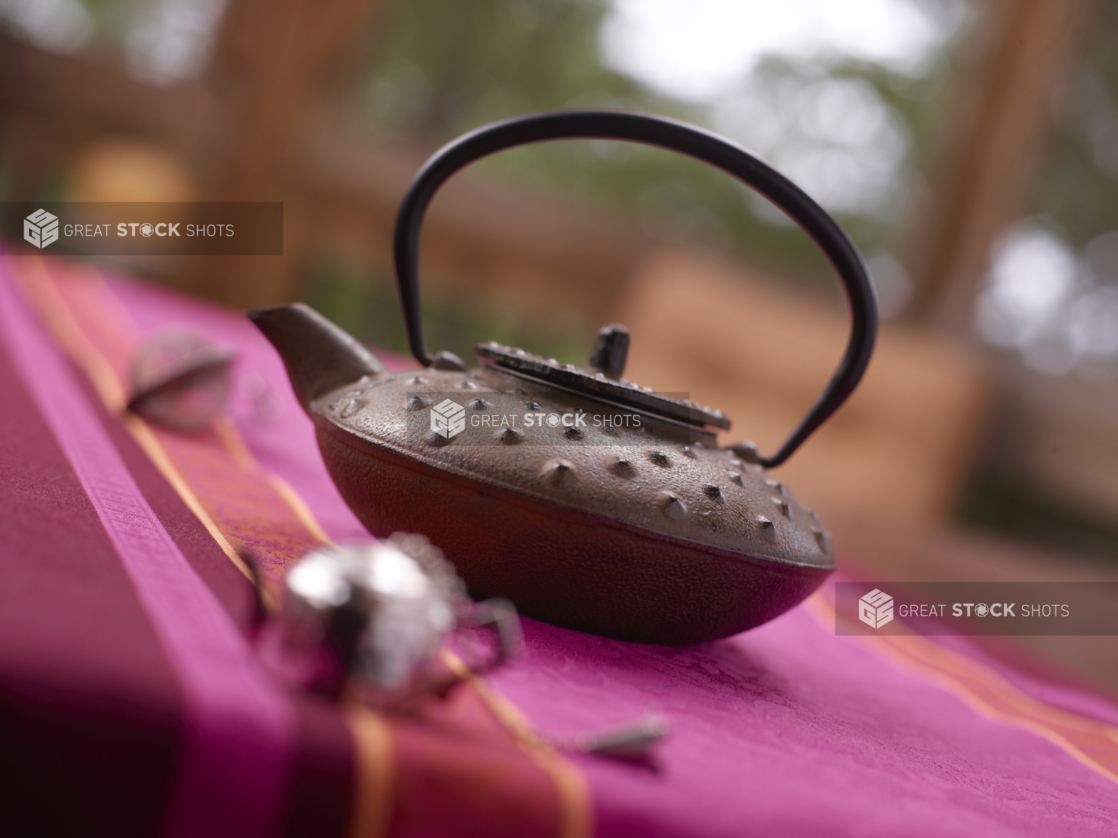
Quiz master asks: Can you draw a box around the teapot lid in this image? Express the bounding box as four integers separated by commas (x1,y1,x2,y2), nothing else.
475,327,731,431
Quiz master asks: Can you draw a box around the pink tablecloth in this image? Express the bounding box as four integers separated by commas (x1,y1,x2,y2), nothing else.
2,250,1116,837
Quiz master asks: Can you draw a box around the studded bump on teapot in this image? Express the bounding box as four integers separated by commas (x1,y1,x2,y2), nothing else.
251,111,877,645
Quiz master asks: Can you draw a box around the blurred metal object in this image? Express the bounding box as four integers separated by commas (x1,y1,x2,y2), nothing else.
127,332,234,433
551,712,671,760
262,534,521,710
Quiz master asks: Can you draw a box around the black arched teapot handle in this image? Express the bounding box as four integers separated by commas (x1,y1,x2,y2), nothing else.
393,110,877,468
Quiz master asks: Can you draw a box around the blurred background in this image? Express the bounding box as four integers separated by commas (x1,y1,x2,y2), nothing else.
2,0,1117,685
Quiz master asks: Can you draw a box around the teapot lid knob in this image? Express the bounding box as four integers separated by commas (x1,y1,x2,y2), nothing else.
588,324,630,380
429,350,467,372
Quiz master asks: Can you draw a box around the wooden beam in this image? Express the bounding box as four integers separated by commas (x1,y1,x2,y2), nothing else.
179,0,388,307
203,0,385,197
0,33,207,153
901,0,1095,330
0,33,646,318
617,249,991,526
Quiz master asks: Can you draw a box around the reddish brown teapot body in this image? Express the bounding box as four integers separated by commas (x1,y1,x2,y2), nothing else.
253,306,833,644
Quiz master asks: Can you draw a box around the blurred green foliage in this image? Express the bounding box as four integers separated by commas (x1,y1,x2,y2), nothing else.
311,0,968,365
962,471,1118,565
308,258,597,367
355,0,962,285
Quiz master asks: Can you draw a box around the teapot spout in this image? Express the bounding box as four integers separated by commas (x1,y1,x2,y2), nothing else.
248,303,385,415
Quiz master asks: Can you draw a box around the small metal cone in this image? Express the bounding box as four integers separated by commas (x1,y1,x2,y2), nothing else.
582,716,670,757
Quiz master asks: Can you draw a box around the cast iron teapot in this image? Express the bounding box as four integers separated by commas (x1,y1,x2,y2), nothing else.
251,111,877,645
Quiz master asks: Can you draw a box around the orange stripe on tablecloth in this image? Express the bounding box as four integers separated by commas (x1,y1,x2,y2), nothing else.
85,270,330,549
345,706,396,838
384,658,585,838
806,592,1118,785
66,265,326,576
443,651,592,838
11,257,322,588
8,254,393,833
11,254,594,838
8,256,251,578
